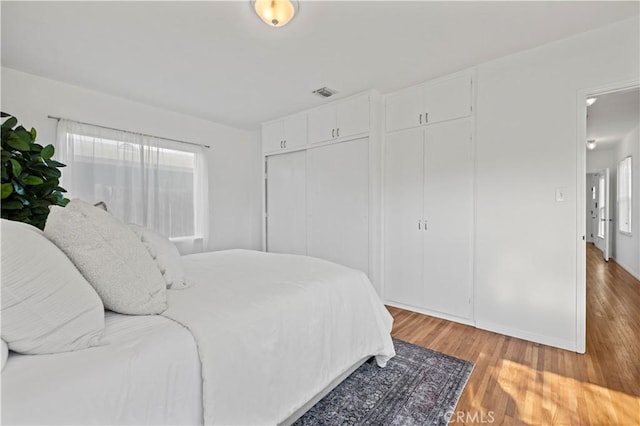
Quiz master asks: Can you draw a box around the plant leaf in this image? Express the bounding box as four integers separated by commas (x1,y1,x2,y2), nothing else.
2,200,22,209
1,182,13,199
9,159,22,176
41,144,55,159
23,175,44,185
7,134,31,151
1,117,17,130
30,127,37,140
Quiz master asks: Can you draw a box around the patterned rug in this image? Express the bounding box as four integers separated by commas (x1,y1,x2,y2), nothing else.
294,339,474,426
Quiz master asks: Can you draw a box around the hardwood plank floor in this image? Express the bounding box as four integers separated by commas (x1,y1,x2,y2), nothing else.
388,243,640,425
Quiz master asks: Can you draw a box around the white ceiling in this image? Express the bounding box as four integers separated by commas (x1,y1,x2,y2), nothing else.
587,88,640,151
1,1,638,130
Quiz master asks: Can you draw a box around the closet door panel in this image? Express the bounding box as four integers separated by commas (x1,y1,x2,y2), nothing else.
262,121,284,153
384,128,425,307
423,119,473,318
266,151,307,255
307,138,369,274
336,94,369,138
422,75,472,125
308,105,336,145
385,88,422,133
283,115,307,149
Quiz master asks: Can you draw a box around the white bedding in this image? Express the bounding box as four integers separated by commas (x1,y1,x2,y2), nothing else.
164,249,395,425
1,312,202,425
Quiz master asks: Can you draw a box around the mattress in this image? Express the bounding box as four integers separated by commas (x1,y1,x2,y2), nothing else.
1,311,202,425
162,249,395,425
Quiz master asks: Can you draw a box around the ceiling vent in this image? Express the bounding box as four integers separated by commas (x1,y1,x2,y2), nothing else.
313,87,337,98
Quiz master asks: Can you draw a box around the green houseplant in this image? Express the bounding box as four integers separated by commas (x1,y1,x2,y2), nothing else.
1,112,69,230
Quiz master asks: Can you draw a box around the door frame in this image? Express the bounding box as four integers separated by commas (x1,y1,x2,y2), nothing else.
576,78,639,354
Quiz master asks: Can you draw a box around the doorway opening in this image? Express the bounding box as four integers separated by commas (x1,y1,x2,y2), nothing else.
578,83,640,353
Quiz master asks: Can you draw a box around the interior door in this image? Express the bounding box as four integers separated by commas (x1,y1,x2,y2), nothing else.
604,168,611,261
266,151,307,255
384,128,425,307
423,119,473,319
594,170,610,260
306,138,369,274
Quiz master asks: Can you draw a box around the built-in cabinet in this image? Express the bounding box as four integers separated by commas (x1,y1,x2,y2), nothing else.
262,91,378,285
385,74,472,133
308,93,370,144
262,114,307,154
384,71,474,321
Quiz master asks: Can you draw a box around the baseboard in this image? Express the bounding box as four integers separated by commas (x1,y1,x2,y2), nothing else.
475,320,577,352
384,301,475,327
610,257,640,281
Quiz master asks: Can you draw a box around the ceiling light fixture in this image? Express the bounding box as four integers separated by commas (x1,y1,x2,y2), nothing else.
586,139,597,150
252,0,298,28
586,97,598,106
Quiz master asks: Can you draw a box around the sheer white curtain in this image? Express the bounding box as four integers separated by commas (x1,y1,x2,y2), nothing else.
56,120,208,251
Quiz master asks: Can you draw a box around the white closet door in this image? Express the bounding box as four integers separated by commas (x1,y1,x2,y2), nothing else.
262,121,284,153
422,75,472,125
307,138,369,274
308,105,336,145
385,88,422,133
283,114,307,150
336,94,369,139
423,119,473,319
266,151,307,255
384,128,425,307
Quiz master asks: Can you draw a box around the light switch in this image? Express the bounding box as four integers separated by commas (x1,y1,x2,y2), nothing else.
555,187,567,202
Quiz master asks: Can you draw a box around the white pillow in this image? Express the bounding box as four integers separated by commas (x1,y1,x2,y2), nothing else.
44,200,167,315
2,339,8,371
128,224,190,290
1,219,105,354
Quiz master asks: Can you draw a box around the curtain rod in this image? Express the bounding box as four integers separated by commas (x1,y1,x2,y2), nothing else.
47,115,210,149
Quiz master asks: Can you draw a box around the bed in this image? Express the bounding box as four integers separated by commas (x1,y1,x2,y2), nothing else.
2,249,395,425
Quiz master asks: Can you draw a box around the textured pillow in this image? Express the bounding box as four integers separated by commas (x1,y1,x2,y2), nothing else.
2,339,8,371
128,224,190,290
44,200,167,315
1,219,105,354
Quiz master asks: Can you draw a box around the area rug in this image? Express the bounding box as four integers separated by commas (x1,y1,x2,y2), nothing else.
294,339,474,426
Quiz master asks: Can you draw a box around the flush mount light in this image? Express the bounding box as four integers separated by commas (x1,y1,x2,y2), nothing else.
586,97,598,106
586,139,597,150
252,0,298,27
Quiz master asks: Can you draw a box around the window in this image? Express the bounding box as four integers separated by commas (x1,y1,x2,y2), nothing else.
598,174,605,238
618,156,632,234
57,120,208,242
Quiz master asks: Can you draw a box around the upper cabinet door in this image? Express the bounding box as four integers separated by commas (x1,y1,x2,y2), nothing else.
308,105,336,145
385,88,422,133
283,115,307,150
262,121,284,153
336,94,370,139
422,75,472,125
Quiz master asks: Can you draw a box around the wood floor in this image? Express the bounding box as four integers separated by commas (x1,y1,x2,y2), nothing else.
388,243,640,425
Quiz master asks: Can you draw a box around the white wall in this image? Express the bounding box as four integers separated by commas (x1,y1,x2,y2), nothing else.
474,17,639,351
614,126,640,278
0,67,262,252
587,148,616,173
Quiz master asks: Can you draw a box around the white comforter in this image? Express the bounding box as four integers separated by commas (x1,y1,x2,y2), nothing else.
163,249,395,426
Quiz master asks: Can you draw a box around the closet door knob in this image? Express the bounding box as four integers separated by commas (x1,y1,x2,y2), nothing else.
425,112,429,123
332,128,335,138
336,128,340,137
419,114,422,125
280,141,283,148
284,140,287,148
418,220,421,230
